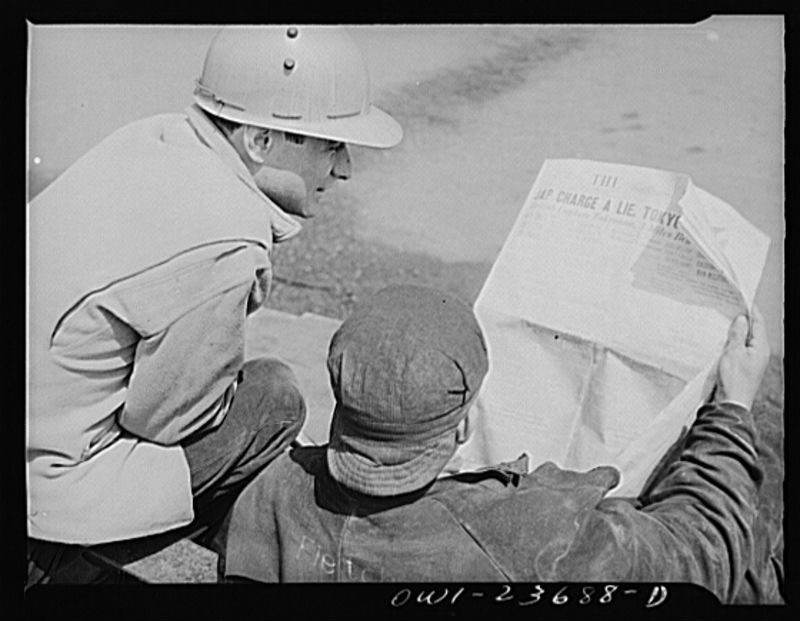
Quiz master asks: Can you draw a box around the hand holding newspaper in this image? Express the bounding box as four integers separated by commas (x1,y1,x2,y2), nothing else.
453,159,770,497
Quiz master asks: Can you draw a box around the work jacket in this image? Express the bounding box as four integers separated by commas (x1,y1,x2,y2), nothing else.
223,403,782,604
27,105,301,544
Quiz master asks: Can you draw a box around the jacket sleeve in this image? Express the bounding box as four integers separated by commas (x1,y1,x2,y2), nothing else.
115,245,272,445
557,402,765,603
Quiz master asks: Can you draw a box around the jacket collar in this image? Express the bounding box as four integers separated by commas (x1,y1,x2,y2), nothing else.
185,104,302,243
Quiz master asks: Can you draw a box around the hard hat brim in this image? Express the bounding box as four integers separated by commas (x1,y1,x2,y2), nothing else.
290,104,403,149
195,92,403,149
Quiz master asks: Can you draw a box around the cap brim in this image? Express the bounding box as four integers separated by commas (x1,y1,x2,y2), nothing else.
327,428,456,497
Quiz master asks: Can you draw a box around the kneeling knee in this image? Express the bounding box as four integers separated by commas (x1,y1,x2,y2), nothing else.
241,357,305,427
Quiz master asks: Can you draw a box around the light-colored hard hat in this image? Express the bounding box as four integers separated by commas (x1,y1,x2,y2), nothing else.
194,26,402,149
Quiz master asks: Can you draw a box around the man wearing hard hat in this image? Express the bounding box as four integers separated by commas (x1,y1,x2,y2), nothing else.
26,26,402,585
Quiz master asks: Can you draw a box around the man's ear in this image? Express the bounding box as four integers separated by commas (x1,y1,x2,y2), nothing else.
455,410,473,445
242,125,272,164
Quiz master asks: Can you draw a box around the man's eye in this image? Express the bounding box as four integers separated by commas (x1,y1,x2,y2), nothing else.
284,132,306,145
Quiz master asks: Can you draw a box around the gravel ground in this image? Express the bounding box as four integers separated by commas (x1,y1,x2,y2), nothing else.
267,197,493,319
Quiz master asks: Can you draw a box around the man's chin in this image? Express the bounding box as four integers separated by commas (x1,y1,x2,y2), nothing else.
280,200,315,219
288,194,327,218
260,188,314,218
294,191,335,218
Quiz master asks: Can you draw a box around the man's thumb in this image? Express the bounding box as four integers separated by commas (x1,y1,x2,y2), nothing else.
727,314,749,345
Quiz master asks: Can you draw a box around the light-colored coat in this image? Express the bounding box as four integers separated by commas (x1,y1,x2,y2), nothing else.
27,106,301,544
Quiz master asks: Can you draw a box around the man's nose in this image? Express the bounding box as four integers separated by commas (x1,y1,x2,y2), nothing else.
331,145,352,181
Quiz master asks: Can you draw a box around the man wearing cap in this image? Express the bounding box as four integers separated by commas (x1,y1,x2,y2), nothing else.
27,26,402,585
221,285,781,604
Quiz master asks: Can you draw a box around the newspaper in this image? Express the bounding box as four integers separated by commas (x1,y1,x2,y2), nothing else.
453,159,770,497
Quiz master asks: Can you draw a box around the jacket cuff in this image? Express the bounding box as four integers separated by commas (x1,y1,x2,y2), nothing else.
715,399,752,412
